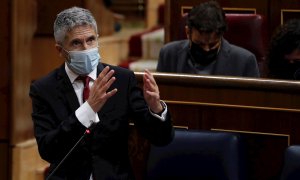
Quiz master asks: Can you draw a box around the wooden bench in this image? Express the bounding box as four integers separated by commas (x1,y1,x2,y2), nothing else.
131,72,300,180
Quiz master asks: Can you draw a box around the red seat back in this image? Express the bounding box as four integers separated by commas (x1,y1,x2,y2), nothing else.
224,14,269,76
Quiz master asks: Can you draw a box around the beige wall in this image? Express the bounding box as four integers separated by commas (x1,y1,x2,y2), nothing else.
12,140,48,180
146,0,165,28
85,0,115,36
11,0,36,144
11,0,45,179
31,38,61,81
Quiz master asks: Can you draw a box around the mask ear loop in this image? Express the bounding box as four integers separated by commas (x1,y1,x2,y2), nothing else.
60,46,71,63
96,34,100,49
187,28,193,49
216,38,222,55
95,37,101,57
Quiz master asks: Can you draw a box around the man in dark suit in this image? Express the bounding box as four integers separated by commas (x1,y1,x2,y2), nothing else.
156,1,260,77
29,7,174,180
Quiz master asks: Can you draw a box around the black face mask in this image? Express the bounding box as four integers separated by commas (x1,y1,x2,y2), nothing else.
190,42,219,66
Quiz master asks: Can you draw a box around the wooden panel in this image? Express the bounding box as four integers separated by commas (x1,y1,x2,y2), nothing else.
109,0,146,19
35,0,84,36
281,9,300,25
134,72,300,180
0,142,8,180
0,0,10,141
181,6,256,15
11,0,37,145
269,0,300,38
31,37,62,81
12,139,48,180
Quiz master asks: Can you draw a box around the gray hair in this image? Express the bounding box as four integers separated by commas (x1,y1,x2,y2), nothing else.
53,7,98,44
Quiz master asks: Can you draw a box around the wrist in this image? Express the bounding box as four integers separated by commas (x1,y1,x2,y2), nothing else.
152,101,165,114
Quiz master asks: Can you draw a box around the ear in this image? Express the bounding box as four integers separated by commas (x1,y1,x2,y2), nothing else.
185,26,191,39
55,44,64,58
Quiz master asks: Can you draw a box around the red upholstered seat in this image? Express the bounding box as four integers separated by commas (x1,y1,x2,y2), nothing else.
128,26,162,58
119,4,165,69
224,14,269,77
118,26,162,69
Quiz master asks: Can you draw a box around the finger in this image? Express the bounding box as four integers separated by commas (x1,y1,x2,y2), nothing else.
143,71,154,87
143,78,151,92
95,69,115,89
105,88,118,99
144,78,158,93
99,66,110,79
94,66,110,85
101,70,115,84
144,68,151,74
143,69,156,82
102,76,116,93
145,90,159,99
144,78,152,90
144,69,157,85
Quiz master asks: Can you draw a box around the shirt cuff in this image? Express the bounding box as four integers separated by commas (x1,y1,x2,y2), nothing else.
149,101,168,121
75,102,100,128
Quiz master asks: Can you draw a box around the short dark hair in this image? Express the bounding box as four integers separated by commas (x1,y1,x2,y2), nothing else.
267,19,300,79
187,1,227,35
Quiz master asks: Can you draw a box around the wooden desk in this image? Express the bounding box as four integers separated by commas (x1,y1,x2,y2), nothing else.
133,72,300,180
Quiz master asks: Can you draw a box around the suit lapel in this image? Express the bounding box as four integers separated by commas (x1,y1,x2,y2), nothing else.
214,38,231,74
56,64,80,112
95,63,117,119
177,41,190,72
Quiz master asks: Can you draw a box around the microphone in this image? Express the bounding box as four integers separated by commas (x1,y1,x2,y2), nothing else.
46,122,97,180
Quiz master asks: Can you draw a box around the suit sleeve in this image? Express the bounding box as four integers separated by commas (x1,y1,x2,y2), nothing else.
30,82,87,163
244,53,260,77
156,47,166,72
127,71,174,146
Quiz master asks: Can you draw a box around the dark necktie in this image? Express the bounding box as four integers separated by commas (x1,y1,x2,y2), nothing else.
77,76,91,102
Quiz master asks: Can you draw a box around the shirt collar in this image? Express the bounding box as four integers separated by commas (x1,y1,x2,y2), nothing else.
65,63,97,83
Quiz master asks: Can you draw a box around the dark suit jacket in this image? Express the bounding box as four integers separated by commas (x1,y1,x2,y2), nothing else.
156,39,260,77
30,63,174,180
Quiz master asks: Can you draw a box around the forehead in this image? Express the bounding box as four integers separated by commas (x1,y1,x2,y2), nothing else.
64,25,97,42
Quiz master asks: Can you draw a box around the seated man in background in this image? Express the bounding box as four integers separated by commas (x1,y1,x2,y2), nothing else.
156,1,260,77
267,19,300,80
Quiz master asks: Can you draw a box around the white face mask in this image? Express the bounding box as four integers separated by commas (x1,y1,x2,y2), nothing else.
64,47,100,75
